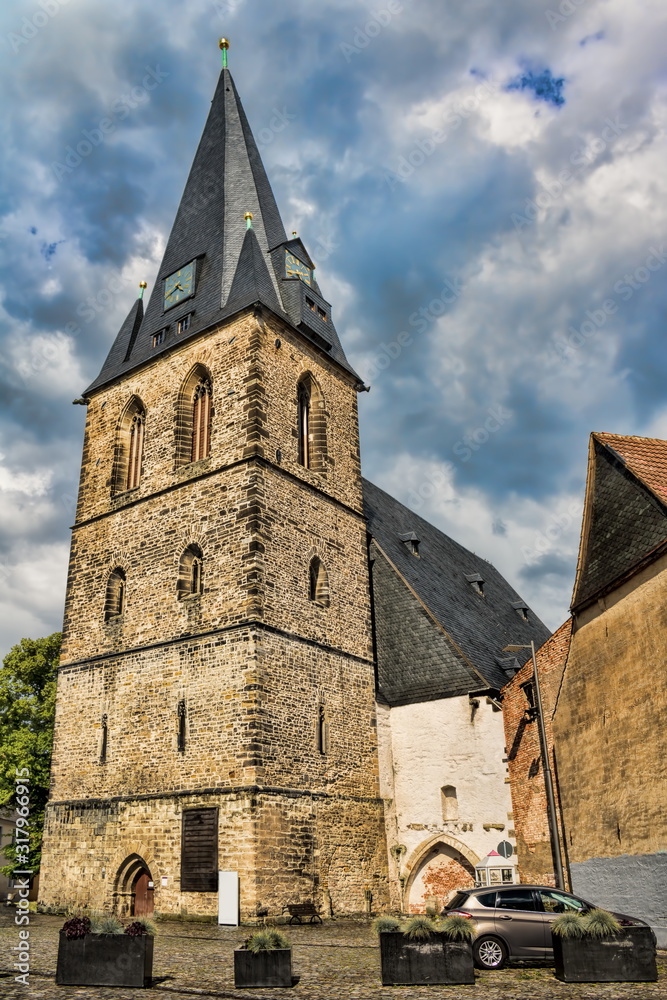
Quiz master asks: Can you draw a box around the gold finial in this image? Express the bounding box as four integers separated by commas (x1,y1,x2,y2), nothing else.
244,212,253,229
291,231,298,238
139,281,147,300
219,38,230,68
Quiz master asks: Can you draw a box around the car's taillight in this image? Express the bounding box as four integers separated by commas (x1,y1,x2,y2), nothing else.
447,910,473,918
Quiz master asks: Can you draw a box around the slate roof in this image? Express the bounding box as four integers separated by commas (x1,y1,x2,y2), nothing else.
362,478,551,705
571,433,667,610
86,68,358,395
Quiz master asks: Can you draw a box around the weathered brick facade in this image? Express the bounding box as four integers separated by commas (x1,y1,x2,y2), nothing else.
501,621,571,887
40,307,390,919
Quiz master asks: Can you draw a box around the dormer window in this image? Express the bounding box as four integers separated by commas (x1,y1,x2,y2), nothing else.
512,600,529,621
399,531,420,557
177,314,192,336
152,329,167,348
465,572,484,596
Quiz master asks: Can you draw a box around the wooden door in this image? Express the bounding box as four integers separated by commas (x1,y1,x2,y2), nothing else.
133,872,154,916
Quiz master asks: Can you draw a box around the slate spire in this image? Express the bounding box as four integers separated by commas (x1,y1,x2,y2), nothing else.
86,56,358,395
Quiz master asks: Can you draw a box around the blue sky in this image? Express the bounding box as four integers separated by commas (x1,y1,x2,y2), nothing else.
1,0,666,652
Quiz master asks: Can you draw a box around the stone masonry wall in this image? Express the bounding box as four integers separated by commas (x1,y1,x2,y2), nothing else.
42,306,389,917
555,568,667,866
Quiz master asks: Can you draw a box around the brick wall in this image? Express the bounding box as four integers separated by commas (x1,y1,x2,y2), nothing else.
501,620,571,886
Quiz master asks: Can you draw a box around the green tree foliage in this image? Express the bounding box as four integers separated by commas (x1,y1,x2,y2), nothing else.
0,633,60,875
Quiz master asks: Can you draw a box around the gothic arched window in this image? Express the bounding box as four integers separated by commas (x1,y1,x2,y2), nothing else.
308,556,330,607
176,365,213,467
112,397,146,494
298,381,310,468
297,374,327,471
192,379,212,462
177,544,204,600
105,568,126,621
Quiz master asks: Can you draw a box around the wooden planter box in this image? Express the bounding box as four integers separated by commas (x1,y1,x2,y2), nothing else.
234,947,292,988
553,926,657,983
379,932,475,985
56,931,154,987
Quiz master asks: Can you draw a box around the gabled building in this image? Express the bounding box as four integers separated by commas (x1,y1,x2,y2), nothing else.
554,432,667,944
365,481,550,911
500,620,571,887
503,432,667,946
40,48,549,921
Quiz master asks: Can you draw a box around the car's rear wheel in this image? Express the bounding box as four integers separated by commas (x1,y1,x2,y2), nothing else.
473,935,508,970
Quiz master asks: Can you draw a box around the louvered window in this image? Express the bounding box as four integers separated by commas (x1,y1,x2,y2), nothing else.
181,808,218,892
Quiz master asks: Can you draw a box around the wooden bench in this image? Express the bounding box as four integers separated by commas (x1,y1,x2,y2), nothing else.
283,902,322,924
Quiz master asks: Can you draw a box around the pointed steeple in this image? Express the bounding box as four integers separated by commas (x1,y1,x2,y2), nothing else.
226,225,282,315
92,295,144,390
86,52,359,395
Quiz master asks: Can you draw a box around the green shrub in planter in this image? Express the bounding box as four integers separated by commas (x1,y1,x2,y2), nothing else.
402,915,437,940
234,929,292,988
89,914,124,935
375,914,475,985
373,915,401,934
56,915,154,987
440,915,476,942
552,909,657,983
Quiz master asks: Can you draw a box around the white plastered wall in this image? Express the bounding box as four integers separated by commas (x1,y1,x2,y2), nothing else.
377,694,516,911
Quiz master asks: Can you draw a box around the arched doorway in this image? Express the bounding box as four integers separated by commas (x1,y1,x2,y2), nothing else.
404,837,478,914
114,854,155,917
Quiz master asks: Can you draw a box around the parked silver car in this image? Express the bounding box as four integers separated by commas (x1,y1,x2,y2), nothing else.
444,884,651,969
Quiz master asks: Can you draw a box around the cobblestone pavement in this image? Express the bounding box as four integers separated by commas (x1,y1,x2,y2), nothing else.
1,913,666,1000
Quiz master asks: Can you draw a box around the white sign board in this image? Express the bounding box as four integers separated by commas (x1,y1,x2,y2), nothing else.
218,871,239,926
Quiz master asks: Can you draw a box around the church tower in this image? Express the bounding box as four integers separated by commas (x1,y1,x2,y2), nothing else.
40,43,389,920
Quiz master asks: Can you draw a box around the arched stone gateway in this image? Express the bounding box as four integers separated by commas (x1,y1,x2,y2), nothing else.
113,853,155,917
403,835,479,914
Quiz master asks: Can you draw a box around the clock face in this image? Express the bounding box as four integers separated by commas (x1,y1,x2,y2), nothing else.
285,251,311,286
164,261,195,310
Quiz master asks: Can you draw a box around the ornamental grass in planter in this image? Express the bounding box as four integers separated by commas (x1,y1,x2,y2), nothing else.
551,908,657,983
55,914,155,988
234,929,293,988
375,914,475,985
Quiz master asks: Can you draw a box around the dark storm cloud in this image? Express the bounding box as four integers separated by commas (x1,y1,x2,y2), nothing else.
0,0,666,647
519,552,573,583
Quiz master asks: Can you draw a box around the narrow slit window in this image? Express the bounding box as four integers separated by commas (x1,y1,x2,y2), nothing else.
317,705,329,754
99,713,108,764
177,700,186,752
308,557,330,607
105,568,126,621
298,382,310,468
441,785,459,822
